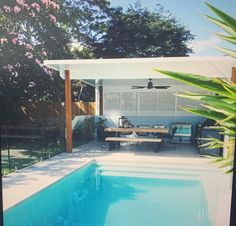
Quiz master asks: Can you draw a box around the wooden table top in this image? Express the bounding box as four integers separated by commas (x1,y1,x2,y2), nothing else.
105,127,168,133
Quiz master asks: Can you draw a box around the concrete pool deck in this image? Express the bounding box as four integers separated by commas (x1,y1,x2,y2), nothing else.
3,141,232,226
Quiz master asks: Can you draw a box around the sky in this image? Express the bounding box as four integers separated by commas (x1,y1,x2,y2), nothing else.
108,0,236,56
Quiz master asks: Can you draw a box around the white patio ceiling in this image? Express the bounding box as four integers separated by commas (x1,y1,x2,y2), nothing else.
44,56,236,80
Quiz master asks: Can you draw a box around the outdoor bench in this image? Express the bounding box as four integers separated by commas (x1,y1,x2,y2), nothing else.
105,136,162,152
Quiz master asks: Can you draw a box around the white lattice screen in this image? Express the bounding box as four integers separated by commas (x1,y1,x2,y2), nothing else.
103,85,206,116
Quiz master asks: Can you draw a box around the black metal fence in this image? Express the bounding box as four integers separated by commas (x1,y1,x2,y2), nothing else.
0,116,96,175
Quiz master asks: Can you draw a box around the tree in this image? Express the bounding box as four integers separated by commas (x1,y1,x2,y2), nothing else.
92,5,194,58
155,3,236,172
58,0,110,49
0,0,70,104
0,0,110,116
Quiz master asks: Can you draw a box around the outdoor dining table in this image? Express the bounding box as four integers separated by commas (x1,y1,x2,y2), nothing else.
105,127,169,134
104,127,169,152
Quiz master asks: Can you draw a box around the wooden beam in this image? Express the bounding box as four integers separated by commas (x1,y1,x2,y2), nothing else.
231,67,236,83
65,69,72,153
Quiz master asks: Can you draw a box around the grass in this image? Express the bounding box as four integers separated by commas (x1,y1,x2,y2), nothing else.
1,140,65,175
1,135,94,175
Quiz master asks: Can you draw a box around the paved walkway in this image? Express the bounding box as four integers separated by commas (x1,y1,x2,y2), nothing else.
3,141,232,226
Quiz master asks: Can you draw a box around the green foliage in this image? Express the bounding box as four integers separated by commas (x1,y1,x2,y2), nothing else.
0,0,70,106
0,0,109,119
92,5,194,58
154,69,236,132
57,0,110,52
155,3,236,172
204,3,236,59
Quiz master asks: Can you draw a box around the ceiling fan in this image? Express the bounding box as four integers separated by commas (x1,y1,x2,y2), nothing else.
131,79,170,89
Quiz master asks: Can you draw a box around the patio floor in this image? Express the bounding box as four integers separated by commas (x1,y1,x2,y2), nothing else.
101,142,200,157
3,141,232,226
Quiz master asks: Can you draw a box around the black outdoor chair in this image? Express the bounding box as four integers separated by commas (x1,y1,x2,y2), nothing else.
136,125,150,137
162,126,177,149
151,124,166,137
136,125,151,148
151,125,166,148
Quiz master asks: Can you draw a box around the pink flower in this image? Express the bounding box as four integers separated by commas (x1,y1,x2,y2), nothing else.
3,6,11,13
49,14,56,23
49,1,60,10
18,40,24,45
11,37,18,44
35,59,42,64
29,12,36,17
13,5,21,13
16,0,28,8
25,52,33,59
16,0,25,6
31,3,40,12
42,50,47,56
0,38,8,44
25,44,34,50
41,0,49,9
43,67,53,76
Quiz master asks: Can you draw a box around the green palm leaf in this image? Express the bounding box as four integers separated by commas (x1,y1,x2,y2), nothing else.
154,69,235,98
201,104,235,116
176,93,236,114
218,114,236,124
205,15,236,36
215,47,236,59
181,108,236,128
206,3,236,32
216,33,236,45
183,92,236,104
219,160,234,168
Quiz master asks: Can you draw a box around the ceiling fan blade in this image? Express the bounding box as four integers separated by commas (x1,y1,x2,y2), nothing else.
131,86,146,89
154,86,171,89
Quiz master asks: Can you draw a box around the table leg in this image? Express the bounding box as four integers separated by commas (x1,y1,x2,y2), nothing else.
155,142,161,153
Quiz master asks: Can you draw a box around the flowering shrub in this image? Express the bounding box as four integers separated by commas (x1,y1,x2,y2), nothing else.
0,0,60,73
0,0,67,107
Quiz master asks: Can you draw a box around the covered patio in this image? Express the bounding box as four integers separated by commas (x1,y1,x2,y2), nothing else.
44,56,236,153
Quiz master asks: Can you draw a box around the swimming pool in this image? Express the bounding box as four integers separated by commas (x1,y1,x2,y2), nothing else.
4,161,212,226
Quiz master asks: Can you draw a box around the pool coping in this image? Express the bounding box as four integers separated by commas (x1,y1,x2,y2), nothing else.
2,152,97,211
2,146,232,226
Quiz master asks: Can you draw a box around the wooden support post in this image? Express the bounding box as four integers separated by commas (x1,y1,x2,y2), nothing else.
65,69,72,153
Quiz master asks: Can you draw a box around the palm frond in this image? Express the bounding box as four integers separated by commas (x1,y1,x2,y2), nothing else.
154,69,235,98
216,47,236,59
206,3,236,32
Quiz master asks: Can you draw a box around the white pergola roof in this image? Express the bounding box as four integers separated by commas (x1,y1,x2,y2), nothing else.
44,56,236,80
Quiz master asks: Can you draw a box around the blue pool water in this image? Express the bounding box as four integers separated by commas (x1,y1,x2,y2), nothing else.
4,162,212,226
